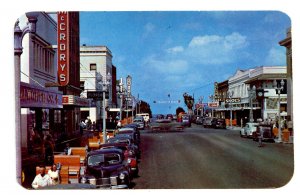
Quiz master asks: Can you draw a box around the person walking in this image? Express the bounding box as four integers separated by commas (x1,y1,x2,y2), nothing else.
258,126,264,147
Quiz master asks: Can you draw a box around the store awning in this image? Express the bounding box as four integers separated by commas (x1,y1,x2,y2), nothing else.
20,82,63,108
62,95,91,107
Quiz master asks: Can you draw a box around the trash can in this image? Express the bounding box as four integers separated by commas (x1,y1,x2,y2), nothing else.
282,129,290,143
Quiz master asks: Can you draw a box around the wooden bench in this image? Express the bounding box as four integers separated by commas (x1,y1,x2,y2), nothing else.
54,155,81,184
88,137,100,150
70,147,87,165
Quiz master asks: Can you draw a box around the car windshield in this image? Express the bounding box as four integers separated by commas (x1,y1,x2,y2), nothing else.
88,153,121,166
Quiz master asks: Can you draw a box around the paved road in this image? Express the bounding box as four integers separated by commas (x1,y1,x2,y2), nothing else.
133,124,294,189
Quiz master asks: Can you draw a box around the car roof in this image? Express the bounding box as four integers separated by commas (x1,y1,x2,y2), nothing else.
119,127,135,131
88,148,124,156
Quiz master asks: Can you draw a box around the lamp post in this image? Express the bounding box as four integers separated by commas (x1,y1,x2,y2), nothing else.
117,78,124,122
273,79,285,143
248,85,256,122
227,91,234,129
209,95,214,117
98,72,111,143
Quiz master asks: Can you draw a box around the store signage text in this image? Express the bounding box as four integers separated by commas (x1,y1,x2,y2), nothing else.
57,11,69,86
20,83,62,108
225,98,241,103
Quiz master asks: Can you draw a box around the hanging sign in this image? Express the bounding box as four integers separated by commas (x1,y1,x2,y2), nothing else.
57,11,69,86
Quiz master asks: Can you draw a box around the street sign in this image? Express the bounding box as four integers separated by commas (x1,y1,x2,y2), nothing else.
87,91,109,100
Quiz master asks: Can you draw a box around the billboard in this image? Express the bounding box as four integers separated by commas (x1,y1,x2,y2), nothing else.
57,12,69,86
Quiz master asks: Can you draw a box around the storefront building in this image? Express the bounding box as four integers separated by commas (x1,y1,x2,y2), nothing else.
79,45,116,125
214,66,287,127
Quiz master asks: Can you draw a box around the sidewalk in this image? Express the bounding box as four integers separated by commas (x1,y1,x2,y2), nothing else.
21,130,93,189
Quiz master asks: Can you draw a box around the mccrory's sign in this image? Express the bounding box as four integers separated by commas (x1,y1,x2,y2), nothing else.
57,11,69,86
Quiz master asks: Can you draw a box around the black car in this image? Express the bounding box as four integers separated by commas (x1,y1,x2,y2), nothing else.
252,124,275,142
108,135,141,159
215,118,226,129
80,148,131,189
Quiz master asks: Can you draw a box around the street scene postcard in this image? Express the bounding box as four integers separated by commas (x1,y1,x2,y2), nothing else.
12,10,294,191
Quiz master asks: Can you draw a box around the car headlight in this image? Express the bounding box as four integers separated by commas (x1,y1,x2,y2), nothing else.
119,173,126,180
81,177,87,184
129,150,134,156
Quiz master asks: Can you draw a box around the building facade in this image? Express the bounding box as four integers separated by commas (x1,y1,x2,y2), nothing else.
214,66,287,127
80,45,116,125
18,12,63,152
279,27,292,134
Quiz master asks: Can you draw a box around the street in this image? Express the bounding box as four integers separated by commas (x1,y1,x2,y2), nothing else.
133,123,294,189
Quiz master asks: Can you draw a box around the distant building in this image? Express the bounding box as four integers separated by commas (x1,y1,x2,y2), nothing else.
80,45,116,124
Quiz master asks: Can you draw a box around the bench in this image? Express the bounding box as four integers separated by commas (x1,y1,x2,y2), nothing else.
88,137,100,150
70,147,87,165
54,155,81,184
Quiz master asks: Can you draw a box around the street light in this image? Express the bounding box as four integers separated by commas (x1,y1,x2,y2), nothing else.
227,91,234,129
273,79,285,143
209,95,214,117
117,78,125,123
98,72,111,143
247,85,256,122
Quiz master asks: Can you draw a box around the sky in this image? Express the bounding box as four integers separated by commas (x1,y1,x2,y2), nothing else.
79,11,290,115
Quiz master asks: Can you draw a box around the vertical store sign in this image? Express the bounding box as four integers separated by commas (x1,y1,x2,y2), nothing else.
57,12,69,86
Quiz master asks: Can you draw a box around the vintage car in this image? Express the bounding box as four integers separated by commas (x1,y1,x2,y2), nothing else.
99,143,139,177
132,117,145,130
108,135,141,159
215,118,226,129
181,114,191,127
80,148,131,189
252,124,275,142
240,122,259,137
115,128,141,147
203,117,217,128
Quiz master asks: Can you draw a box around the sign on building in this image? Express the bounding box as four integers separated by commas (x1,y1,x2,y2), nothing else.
87,91,109,100
225,98,241,103
57,12,69,86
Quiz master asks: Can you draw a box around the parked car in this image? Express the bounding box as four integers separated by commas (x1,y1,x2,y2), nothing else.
108,135,141,159
240,122,259,137
99,143,139,177
166,114,173,120
215,118,226,129
132,117,145,130
80,148,131,189
181,114,191,127
252,124,275,142
195,116,204,125
203,117,217,128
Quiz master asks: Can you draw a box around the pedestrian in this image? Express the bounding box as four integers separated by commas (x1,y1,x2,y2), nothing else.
64,143,71,155
44,134,54,166
48,164,60,185
92,121,96,131
258,126,263,147
31,166,52,189
80,120,85,135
